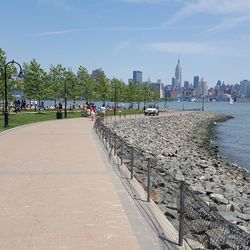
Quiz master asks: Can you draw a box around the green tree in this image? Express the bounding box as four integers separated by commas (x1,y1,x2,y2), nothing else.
65,70,78,109
0,49,6,95
126,80,136,109
134,81,143,109
23,59,48,113
142,82,150,109
148,84,159,104
110,78,126,114
48,64,66,108
96,69,111,105
77,66,96,103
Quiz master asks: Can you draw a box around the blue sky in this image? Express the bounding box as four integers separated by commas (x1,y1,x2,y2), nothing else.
2,0,250,86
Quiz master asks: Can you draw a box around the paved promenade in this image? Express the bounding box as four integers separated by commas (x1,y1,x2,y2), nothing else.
0,118,179,250
0,118,190,250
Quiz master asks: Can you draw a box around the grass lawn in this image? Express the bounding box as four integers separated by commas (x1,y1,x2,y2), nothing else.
0,109,145,133
0,111,82,133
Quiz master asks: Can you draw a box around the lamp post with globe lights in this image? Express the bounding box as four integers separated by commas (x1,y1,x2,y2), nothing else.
4,60,23,127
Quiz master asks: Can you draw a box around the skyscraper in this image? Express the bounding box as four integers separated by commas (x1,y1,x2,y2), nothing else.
240,80,250,97
197,78,208,96
133,71,142,84
193,76,199,90
175,58,182,90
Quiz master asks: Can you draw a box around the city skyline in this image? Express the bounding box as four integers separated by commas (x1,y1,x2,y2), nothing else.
1,0,250,87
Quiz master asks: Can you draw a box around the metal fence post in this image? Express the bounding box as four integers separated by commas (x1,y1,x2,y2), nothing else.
179,180,185,246
114,137,117,155
108,130,111,148
147,159,151,202
106,128,109,148
130,147,134,180
120,139,123,165
101,127,103,140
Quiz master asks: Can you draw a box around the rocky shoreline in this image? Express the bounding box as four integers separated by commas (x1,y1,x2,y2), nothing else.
108,111,250,234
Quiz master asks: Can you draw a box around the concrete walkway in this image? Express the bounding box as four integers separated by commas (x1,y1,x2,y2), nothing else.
0,118,171,250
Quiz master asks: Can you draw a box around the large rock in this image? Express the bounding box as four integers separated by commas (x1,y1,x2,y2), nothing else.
210,193,229,205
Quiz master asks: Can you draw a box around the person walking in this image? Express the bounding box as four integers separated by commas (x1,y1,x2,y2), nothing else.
90,107,96,121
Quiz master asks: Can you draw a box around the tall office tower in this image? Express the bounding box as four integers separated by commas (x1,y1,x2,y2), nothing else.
193,76,199,89
197,78,208,96
133,71,142,84
240,80,250,97
172,77,176,88
184,81,189,90
175,58,182,90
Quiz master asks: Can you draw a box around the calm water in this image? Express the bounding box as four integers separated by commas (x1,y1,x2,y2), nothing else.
160,101,250,171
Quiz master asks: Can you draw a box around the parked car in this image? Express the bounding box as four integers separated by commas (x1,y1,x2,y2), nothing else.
144,105,159,116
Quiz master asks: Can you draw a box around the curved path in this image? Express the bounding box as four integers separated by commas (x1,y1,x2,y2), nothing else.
0,118,170,250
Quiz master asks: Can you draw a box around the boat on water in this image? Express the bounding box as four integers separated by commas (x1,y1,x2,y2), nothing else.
229,96,234,104
191,97,198,102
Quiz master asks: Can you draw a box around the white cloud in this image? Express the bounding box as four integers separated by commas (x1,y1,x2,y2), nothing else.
34,29,83,36
145,41,229,55
33,25,165,36
167,0,250,24
205,15,250,34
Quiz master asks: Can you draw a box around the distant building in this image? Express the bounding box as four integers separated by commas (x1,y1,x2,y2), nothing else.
197,78,208,97
193,76,199,90
214,80,223,96
170,89,178,98
240,80,250,97
174,58,182,90
184,81,189,90
133,71,142,84
172,77,176,88
183,81,192,96
164,85,171,98
151,79,165,98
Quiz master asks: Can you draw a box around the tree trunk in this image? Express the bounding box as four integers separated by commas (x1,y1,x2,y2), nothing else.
38,99,41,113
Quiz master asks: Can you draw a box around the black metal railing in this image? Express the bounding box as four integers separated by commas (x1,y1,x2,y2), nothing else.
178,181,250,249
94,116,153,201
94,117,250,249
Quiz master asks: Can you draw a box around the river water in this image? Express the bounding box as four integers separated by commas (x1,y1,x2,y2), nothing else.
161,101,250,171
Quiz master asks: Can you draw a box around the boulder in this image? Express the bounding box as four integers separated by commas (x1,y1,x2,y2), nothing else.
209,193,229,205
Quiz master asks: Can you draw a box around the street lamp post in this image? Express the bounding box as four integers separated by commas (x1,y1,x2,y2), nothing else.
64,78,68,118
164,89,168,109
202,94,205,111
113,84,117,116
4,60,23,127
202,83,205,111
